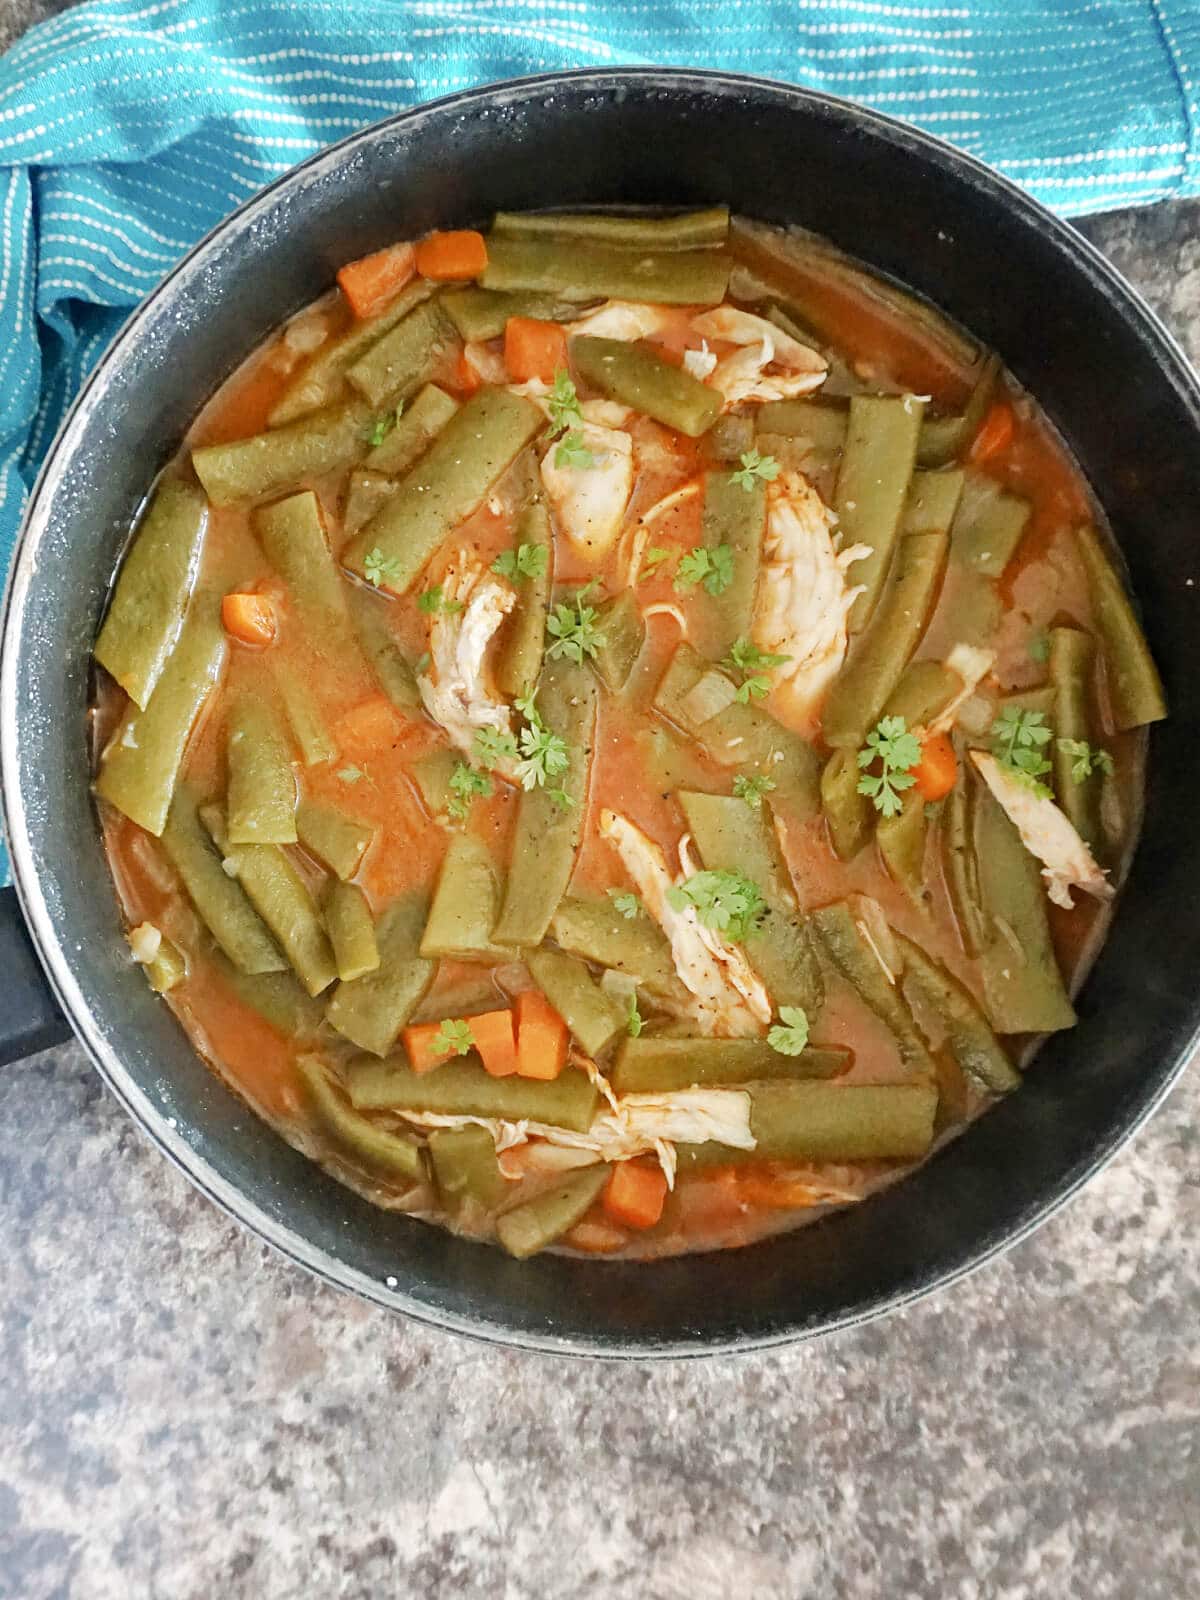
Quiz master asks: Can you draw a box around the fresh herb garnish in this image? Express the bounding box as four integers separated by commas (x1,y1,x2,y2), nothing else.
492,542,549,583
447,762,493,821
675,543,734,597
992,706,1053,797
667,870,765,942
626,994,643,1038
363,547,403,588
545,369,584,436
721,637,791,703
730,448,780,492
364,400,404,448
637,547,673,583
418,584,463,616
733,773,777,808
547,786,576,812
513,690,571,792
609,890,641,920
473,726,519,767
1057,737,1114,784
856,715,922,818
1027,630,1051,665
767,1006,810,1056
433,1018,475,1057
554,429,595,471
546,583,605,664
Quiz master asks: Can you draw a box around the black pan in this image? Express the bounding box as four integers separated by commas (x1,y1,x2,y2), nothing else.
1,70,1195,1356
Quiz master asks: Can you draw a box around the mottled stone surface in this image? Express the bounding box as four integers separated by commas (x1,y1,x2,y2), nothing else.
1,3,1199,1595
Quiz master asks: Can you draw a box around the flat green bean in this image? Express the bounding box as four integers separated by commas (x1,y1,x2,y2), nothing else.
526,947,626,1058
820,748,872,861
882,658,961,730
226,697,297,845
496,1166,609,1258
591,590,645,694
951,471,1030,578
344,470,396,536
161,785,286,973
700,468,767,656
347,586,423,711
324,880,380,982
95,479,208,709
216,957,326,1039
295,797,375,880
96,592,227,836
917,354,1001,467
1075,522,1166,730
755,400,848,451
943,777,986,959
495,467,553,699
895,933,1020,1095
1049,626,1103,852
572,335,723,437
612,1036,849,1093
347,1055,600,1132
365,382,459,476
131,927,187,994
297,1055,425,1183
274,670,336,766
483,236,730,305
706,413,755,464
492,207,730,250
420,834,510,961
876,790,929,909
835,395,924,632
342,388,544,592
345,298,453,410
192,399,371,507
409,747,460,820
550,895,690,1003
325,895,435,1056
428,1125,509,1214
255,491,359,651
438,287,597,343
748,1080,938,1161
810,902,935,1076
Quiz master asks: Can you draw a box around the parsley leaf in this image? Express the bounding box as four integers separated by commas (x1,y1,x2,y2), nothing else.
626,994,643,1038
721,637,791,704
767,1005,810,1056
447,762,493,821
554,429,595,471
1027,630,1050,665
637,546,673,584
546,584,605,664
1057,737,1114,784
434,1018,475,1057
364,400,404,448
856,715,922,818
473,726,519,768
547,785,576,813
733,773,777,808
492,542,549,583
730,448,781,492
545,369,584,437
609,890,641,920
992,706,1054,797
363,546,403,589
667,870,765,942
675,543,734,597
417,584,464,616
513,692,571,792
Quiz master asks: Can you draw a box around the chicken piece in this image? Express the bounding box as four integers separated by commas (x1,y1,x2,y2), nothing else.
570,300,672,341
691,306,827,406
598,809,771,1037
417,552,516,761
928,643,997,733
540,419,635,559
752,471,871,737
971,750,1114,910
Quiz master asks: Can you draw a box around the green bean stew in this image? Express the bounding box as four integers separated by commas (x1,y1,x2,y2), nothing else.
92,210,1164,1260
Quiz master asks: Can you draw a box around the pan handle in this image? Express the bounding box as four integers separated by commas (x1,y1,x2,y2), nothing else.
0,885,72,1065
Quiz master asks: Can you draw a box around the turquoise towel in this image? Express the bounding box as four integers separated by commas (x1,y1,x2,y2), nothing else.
0,0,1198,882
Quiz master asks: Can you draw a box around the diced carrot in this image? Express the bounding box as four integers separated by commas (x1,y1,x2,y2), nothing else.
514,990,569,1080
403,1021,456,1075
503,317,569,385
454,348,482,395
909,730,958,802
968,400,1015,465
335,696,403,755
414,229,488,283
336,241,416,320
221,592,276,647
603,1161,668,1229
468,1008,518,1078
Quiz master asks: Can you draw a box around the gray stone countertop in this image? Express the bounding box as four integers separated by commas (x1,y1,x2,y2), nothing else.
1,6,1198,1596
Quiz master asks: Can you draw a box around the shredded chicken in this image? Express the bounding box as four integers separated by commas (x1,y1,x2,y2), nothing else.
691,306,827,406
971,750,1114,909
598,809,771,1036
682,341,717,380
928,643,997,733
417,552,515,761
540,419,634,559
753,471,871,736
570,300,671,342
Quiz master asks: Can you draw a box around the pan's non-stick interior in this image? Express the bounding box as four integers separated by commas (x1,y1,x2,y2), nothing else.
4,73,1198,1354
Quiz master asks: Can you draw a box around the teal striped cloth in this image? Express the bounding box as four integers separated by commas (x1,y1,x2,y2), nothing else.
0,0,1198,881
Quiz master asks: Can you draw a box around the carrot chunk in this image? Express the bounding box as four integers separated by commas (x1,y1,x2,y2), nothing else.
221,592,276,647
468,1008,519,1078
453,348,483,395
402,1021,456,1075
910,730,958,802
414,229,488,282
504,317,569,385
603,1161,668,1229
336,241,416,320
968,400,1015,465
514,990,569,1080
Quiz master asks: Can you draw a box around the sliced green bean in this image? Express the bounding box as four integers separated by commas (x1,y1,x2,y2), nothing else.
428,1125,509,1214
496,1166,609,1259
270,282,434,425
876,790,929,909
550,896,689,1004
810,902,934,1076
677,790,823,1014
943,777,986,959
700,468,767,656
409,747,460,820
95,479,208,710
999,686,1055,723
192,400,371,508
226,697,297,845
492,207,730,250
274,670,336,766
895,933,1020,1095
342,388,544,592
345,298,453,410
572,335,723,437
951,471,1030,578
821,748,872,861
295,797,375,880
495,470,553,699
492,658,597,946
748,1081,938,1162
438,287,596,343
973,785,1076,1033
255,491,358,650
161,785,286,974
1049,626,1103,851
348,1055,599,1132
344,470,396,536
756,400,848,451
324,880,379,982
527,947,625,1058
706,412,756,463
325,895,435,1056
297,1056,425,1184
483,237,730,306
420,834,510,961
95,592,227,836
364,382,459,476
612,1036,848,1093
347,586,422,712
1075,523,1166,730
130,927,187,994
591,590,645,694
836,395,925,632
918,354,1001,467
216,957,326,1039
882,658,961,730
200,805,338,997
